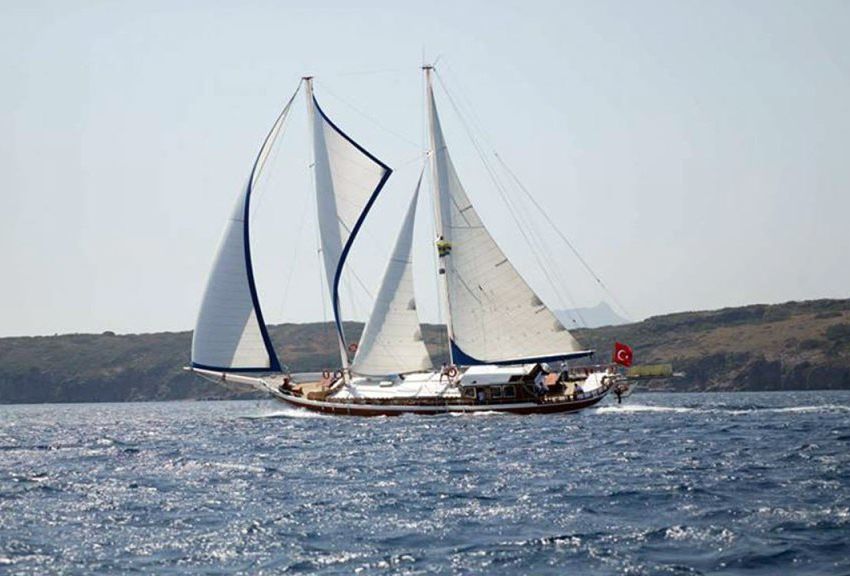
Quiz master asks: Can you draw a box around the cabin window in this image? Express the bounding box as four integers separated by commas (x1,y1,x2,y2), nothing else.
491,387,502,399
503,385,516,398
463,387,476,399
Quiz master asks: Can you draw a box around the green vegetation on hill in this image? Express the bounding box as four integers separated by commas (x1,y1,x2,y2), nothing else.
1,299,848,403
574,299,850,392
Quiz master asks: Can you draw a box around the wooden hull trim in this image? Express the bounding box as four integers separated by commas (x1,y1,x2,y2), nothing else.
270,387,611,417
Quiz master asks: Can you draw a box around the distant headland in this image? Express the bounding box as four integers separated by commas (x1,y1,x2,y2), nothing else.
0,298,847,404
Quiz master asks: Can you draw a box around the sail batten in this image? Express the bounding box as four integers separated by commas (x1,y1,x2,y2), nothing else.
352,180,433,376
306,81,392,367
425,70,589,365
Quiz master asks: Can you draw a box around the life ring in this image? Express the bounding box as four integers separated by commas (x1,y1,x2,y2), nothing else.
321,370,331,380
445,365,458,378
348,342,358,353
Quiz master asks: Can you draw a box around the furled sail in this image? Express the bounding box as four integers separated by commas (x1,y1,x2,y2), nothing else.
352,179,433,376
425,70,590,365
191,86,300,372
305,79,392,366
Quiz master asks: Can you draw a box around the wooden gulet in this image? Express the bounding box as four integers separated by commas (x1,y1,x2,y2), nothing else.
187,68,625,416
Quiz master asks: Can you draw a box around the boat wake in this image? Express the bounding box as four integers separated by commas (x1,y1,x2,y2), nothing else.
241,407,326,420
594,403,850,415
594,405,693,414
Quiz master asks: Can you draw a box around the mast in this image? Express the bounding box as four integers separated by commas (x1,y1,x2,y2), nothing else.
304,77,393,373
303,77,348,369
424,65,456,366
423,67,592,366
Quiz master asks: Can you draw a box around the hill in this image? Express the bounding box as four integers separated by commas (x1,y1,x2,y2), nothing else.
0,298,848,403
573,299,850,392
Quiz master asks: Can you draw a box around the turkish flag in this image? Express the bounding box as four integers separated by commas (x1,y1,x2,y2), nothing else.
613,342,633,367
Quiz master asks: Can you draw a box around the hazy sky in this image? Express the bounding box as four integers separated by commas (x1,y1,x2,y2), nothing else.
2,0,849,337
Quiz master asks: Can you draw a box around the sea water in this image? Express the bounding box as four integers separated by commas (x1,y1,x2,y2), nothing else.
1,392,848,575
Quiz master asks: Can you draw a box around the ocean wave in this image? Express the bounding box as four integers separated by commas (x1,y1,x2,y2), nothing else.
594,404,694,414
595,403,850,416
2,392,848,575
240,408,326,420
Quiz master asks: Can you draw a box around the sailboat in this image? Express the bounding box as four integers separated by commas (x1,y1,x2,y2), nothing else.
188,66,624,416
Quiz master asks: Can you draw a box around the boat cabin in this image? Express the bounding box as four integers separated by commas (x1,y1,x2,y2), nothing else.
457,364,566,404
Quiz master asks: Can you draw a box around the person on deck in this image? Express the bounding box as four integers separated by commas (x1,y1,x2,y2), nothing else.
534,363,551,395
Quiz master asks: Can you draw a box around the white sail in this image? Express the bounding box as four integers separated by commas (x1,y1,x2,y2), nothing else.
191,188,277,370
352,183,433,376
192,87,300,371
305,80,392,365
425,71,588,365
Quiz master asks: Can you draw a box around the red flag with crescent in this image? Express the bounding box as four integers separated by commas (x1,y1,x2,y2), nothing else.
613,342,633,367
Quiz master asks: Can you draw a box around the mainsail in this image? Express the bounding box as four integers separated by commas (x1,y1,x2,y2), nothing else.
425,69,590,365
191,86,300,372
352,178,433,376
305,79,392,367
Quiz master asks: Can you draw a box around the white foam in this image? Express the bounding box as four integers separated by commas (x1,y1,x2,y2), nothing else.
726,405,850,415
448,410,504,417
596,403,850,416
594,404,694,414
242,407,326,420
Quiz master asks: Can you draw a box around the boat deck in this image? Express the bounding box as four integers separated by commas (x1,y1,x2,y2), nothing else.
272,374,615,415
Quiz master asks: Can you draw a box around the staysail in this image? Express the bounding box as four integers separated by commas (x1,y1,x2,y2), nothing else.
352,177,433,376
305,79,392,367
191,86,300,372
425,69,591,365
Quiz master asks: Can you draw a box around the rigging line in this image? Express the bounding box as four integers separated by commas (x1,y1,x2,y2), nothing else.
434,64,627,321
484,155,585,327
434,68,620,325
344,270,358,358
316,223,333,351
434,70,588,328
341,263,411,370
250,95,294,217
430,66,583,318
278,190,312,320
343,260,375,301
437,60,497,152
250,80,304,217
250,119,289,219
314,79,421,149
310,159,333,349
324,67,406,77
494,153,632,320
398,151,429,167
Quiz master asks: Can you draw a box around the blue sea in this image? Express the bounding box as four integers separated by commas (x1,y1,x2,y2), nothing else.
1,392,848,575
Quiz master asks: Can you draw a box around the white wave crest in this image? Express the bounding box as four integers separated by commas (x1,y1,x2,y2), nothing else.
596,403,850,416
243,407,326,420
594,405,694,414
